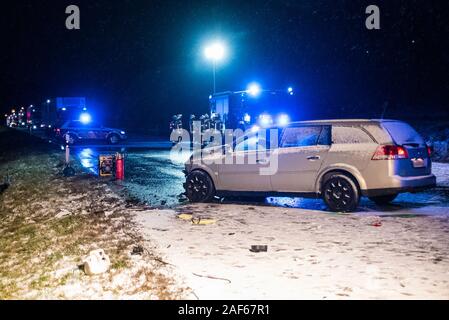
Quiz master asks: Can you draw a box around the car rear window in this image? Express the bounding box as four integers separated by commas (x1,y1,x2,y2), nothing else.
332,126,374,144
382,122,425,145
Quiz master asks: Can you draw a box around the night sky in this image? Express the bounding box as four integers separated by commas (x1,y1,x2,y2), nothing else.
1,0,448,130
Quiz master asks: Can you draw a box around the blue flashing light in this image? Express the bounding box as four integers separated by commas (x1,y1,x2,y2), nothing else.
243,113,251,123
80,113,92,124
61,107,67,111
83,107,87,111
259,114,273,127
247,83,262,97
277,114,290,127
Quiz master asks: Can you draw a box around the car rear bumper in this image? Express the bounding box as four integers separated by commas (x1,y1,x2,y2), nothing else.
362,174,437,197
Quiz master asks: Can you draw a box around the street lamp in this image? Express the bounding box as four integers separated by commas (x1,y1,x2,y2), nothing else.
204,41,227,94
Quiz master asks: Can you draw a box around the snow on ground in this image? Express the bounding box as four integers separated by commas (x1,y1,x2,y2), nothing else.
433,162,449,187
135,204,449,300
134,163,449,300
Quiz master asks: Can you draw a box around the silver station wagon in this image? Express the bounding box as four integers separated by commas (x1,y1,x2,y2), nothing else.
184,119,436,212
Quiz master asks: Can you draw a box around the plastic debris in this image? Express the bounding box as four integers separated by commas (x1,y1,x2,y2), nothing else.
177,214,217,225
178,214,193,221
191,217,217,225
83,249,111,275
250,245,268,253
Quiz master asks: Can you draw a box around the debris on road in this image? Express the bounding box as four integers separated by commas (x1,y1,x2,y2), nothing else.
178,213,217,225
83,249,111,275
178,213,193,221
250,245,268,253
191,217,217,225
368,217,383,227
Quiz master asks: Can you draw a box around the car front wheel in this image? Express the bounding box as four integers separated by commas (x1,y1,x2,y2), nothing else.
322,173,360,212
369,194,398,205
185,170,215,203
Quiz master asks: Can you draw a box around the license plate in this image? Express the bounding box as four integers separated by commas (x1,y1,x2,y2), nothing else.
411,158,426,168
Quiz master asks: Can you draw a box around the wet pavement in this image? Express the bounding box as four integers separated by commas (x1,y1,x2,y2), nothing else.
74,147,449,215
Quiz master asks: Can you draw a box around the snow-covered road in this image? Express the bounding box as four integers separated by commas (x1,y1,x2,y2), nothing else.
132,159,449,299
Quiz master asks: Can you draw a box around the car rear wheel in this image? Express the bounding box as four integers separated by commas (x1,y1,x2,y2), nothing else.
369,194,398,205
322,173,360,212
185,170,215,203
108,134,120,145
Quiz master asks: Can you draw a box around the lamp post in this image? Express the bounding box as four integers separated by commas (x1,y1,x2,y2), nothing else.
204,42,226,94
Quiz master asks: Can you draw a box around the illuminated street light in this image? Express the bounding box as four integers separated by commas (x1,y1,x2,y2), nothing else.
204,41,227,94
47,99,51,104
204,42,226,61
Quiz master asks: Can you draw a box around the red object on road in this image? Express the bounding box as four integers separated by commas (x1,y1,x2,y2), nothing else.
115,153,125,180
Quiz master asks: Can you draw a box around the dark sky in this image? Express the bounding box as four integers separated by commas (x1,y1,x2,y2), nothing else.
1,0,449,129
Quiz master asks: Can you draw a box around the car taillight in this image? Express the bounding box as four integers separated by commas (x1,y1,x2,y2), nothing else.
427,145,433,157
372,145,409,160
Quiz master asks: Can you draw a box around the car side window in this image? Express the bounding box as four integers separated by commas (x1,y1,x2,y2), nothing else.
332,126,374,144
280,126,323,148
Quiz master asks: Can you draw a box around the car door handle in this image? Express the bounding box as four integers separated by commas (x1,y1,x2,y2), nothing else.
307,156,321,161
256,159,269,164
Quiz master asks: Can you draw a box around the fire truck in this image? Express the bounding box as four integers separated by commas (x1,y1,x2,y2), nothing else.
209,86,298,131
170,85,298,144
